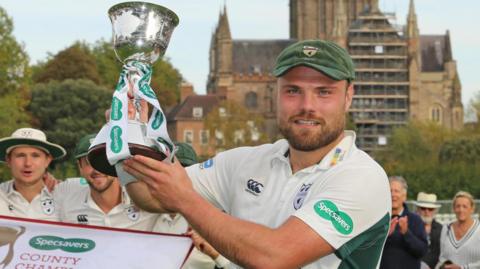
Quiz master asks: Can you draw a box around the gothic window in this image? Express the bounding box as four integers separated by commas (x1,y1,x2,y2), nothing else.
430,105,443,123
245,91,258,109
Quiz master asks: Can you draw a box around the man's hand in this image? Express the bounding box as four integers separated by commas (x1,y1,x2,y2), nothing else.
398,216,409,234
388,217,399,236
125,180,172,213
43,172,59,192
123,155,195,213
187,228,220,260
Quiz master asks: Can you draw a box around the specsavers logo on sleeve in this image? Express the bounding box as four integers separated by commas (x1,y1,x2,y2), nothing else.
314,200,353,235
29,236,95,253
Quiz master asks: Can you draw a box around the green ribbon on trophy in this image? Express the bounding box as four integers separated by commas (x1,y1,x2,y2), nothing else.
107,61,175,167
86,2,180,186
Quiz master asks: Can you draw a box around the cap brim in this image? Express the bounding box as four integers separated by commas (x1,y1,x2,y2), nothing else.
273,62,347,81
0,138,66,162
74,152,88,159
414,202,441,208
178,158,197,167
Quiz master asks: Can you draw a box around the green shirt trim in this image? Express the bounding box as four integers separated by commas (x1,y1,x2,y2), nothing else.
336,212,390,269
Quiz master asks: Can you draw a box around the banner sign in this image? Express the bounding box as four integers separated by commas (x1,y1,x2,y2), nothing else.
0,215,193,269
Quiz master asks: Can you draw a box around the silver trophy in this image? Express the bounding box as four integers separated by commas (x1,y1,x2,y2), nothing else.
88,2,179,181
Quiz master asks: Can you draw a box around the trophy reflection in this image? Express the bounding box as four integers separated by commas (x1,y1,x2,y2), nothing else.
88,2,179,185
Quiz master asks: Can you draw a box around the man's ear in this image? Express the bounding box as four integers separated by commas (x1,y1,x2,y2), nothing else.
344,83,354,112
45,155,53,168
5,156,11,168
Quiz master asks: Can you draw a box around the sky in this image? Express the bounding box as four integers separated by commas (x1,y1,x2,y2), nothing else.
2,0,479,107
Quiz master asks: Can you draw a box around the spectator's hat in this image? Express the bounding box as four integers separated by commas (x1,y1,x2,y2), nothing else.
414,192,441,208
175,142,198,167
0,128,66,162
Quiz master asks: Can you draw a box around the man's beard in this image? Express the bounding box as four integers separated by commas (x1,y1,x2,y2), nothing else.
420,215,433,224
278,110,344,151
87,177,114,193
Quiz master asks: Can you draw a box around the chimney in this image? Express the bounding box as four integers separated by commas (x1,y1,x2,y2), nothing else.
180,82,195,102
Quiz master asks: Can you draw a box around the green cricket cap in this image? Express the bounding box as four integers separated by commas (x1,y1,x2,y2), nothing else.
175,142,198,167
74,134,97,159
272,39,355,81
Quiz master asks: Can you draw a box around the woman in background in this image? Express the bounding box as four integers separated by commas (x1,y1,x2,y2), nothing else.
436,191,480,269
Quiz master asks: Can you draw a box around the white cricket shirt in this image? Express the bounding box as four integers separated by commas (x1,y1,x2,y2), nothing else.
54,178,158,231
0,180,59,221
187,131,391,269
0,188,12,216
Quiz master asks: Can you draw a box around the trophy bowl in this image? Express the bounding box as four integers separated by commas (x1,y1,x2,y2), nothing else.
108,1,179,64
87,2,178,179
88,121,167,177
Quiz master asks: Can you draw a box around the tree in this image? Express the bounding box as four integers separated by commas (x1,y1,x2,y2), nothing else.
204,100,269,151
439,137,480,164
91,39,121,87
28,79,111,161
33,42,101,84
0,6,30,96
464,90,480,132
0,89,31,137
375,121,480,199
0,89,33,181
91,40,183,107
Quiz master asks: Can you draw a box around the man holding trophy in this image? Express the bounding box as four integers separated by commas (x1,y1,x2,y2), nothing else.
110,28,391,269
85,2,391,269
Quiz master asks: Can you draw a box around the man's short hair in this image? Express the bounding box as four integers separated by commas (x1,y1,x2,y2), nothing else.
388,176,408,193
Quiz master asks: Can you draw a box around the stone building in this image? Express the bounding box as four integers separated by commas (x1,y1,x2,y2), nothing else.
204,0,463,152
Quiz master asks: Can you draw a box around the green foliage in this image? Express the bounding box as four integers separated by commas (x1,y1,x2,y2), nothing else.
471,91,480,119
33,42,101,84
0,6,30,96
204,100,269,151
91,39,122,88
0,89,31,137
439,137,480,163
345,113,357,131
389,162,480,200
376,121,480,199
90,39,182,107
150,59,182,106
28,79,111,160
0,89,33,181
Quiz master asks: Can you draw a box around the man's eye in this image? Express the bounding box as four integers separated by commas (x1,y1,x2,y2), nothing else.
286,88,299,94
318,89,331,96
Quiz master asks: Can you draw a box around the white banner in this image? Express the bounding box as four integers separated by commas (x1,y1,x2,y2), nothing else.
0,215,192,269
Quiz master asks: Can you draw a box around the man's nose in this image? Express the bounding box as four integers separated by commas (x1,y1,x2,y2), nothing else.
301,91,317,112
24,156,33,166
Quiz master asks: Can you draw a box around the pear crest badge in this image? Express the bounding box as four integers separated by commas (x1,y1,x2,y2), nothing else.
303,46,318,57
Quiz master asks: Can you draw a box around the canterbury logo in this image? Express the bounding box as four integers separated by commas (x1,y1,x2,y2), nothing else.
246,179,264,195
77,215,88,224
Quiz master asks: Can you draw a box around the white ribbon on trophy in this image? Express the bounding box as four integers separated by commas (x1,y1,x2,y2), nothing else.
88,2,179,186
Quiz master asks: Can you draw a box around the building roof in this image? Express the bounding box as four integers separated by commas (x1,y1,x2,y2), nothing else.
167,95,222,121
232,39,296,75
420,34,452,72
